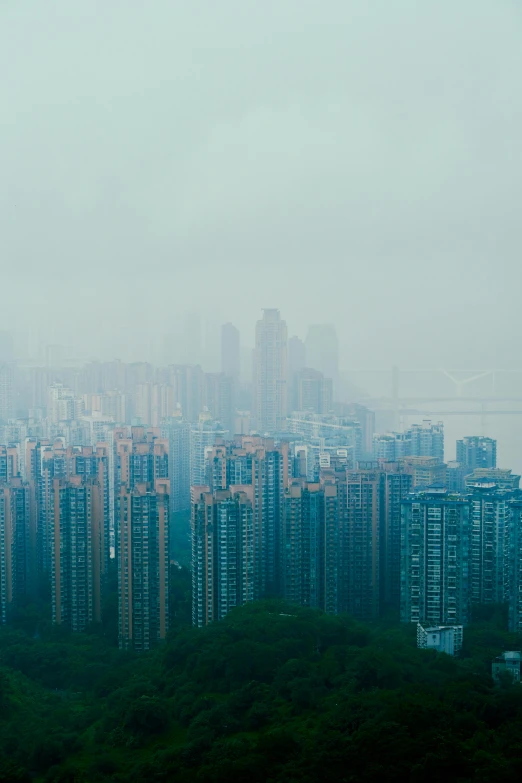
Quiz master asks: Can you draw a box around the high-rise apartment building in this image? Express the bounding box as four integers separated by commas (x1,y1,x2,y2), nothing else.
192,487,254,626
51,476,104,631
456,436,497,473
305,325,339,395
398,456,447,489
189,416,226,487
0,363,14,423
254,309,287,433
221,323,240,385
373,421,444,462
196,436,289,607
401,489,471,627
135,383,176,427
118,480,170,650
113,427,170,651
468,481,515,607
167,364,205,423
282,480,338,612
380,462,414,613
507,499,522,634
47,384,84,423
203,373,234,434
161,417,191,513
338,467,382,621
294,368,333,414
0,479,31,622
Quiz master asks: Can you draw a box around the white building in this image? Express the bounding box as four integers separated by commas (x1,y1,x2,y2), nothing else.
417,623,463,656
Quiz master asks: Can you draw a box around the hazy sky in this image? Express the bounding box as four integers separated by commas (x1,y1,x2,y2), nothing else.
1,0,521,366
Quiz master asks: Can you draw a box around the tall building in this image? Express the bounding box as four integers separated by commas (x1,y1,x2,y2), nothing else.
204,373,234,434
221,323,240,384
401,489,471,627
338,467,382,621
0,332,14,362
161,417,191,513
51,476,104,631
282,480,338,612
456,436,497,473
294,368,333,414
305,325,339,395
47,383,84,423
380,462,414,613
167,364,205,423
468,481,515,607
398,456,447,489
135,383,175,427
445,461,466,492
0,363,14,423
192,487,254,626
0,479,31,622
189,416,226,487
118,480,170,650
288,336,306,410
507,500,522,634
254,309,288,433
199,435,289,604
373,421,444,462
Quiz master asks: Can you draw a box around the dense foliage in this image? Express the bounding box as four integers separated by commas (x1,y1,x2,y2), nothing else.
1,596,522,783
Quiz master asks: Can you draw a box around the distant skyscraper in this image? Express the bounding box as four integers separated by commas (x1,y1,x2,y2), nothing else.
0,332,14,363
254,309,288,433
401,489,471,627
294,368,333,414
508,499,522,634
190,416,227,486
0,363,14,423
456,436,497,473
161,417,191,514
288,336,306,410
192,487,255,626
373,421,444,462
305,325,339,395
221,323,241,384
204,373,234,434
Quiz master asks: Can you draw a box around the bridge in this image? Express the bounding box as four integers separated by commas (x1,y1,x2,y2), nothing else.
345,368,522,429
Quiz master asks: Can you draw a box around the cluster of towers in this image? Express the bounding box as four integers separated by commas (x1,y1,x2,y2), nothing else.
0,428,170,651
191,433,522,635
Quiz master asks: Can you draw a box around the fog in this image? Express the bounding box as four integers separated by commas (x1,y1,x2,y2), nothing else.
1,0,522,368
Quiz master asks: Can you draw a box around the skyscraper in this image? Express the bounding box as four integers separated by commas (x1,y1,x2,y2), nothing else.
456,436,497,473
254,309,288,433
0,478,31,623
161,417,191,513
282,480,338,612
468,480,515,607
113,427,170,651
305,325,339,395
0,363,14,423
203,373,234,434
118,480,170,650
221,323,241,384
294,368,333,414
192,487,254,626
401,489,471,627
51,476,104,631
